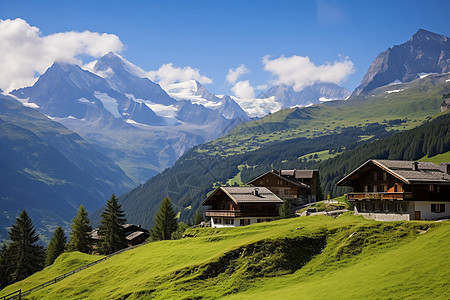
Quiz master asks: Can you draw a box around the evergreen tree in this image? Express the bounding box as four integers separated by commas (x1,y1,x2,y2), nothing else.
68,205,92,253
98,194,127,254
8,210,44,282
151,197,178,241
0,244,12,289
193,210,205,225
171,222,189,240
278,201,291,219
45,226,67,266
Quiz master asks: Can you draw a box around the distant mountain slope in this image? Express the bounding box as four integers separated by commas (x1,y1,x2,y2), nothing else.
260,82,350,108
164,80,250,122
353,29,450,96
10,54,246,183
0,94,135,243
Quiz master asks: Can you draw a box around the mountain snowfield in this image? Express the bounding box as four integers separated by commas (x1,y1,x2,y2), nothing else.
6,52,355,183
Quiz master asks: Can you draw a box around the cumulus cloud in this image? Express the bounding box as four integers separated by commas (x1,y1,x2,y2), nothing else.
231,80,255,99
147,63,212,87
263,55,354,92
0,18,123,92
226,64,249,84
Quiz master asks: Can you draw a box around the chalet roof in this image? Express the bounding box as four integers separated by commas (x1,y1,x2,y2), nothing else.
202,186,283,206
125,231,148,241
247,170,312,189
337,159,450,186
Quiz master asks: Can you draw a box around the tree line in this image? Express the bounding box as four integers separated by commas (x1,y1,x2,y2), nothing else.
0,194,198,290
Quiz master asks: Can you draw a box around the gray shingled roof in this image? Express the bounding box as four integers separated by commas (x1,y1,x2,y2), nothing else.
203,186,283,205
126,231,147,241
337,159,450,185
280,170,315,179
373,160,450,183
247,170,311,189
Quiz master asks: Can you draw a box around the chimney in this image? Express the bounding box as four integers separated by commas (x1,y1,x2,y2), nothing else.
412,162,419,171
252,188,259,196
440,163,450,175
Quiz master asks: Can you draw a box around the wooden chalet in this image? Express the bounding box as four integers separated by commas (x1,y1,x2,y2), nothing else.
90,223,150,249
337,160,450,221
247,169,319,204
202,186,283,227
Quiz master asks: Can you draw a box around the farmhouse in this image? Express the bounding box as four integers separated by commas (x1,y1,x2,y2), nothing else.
248,169,319,204
90,223,150,248
337,160,450,221
202,186,283,227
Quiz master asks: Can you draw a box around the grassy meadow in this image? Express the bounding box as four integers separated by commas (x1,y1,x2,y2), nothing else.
1,214,449,299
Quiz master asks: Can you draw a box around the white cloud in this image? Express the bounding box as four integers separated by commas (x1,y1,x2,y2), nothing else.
147,63,212,88
226,64,249,84
231,80,255,99
263,55,354,92
0,18,123,92
256,84,268,91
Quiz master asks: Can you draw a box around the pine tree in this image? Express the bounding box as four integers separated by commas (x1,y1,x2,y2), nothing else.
68,205,92,253
0,244,12,289
8,210,44,282
151,197,178,241
278,201,291,219
193,210,204,225
98,194,127,254
45,226,67,266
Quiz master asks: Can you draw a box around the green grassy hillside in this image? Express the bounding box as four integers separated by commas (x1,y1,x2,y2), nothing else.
211,73,450,155
2,215,449,299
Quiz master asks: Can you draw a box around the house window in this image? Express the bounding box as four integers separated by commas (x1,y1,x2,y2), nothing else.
396,203,407,212
431,204,445,213
364,185,369,192
381,185,388,192
383,203,389,211
437,186,440,193
429,185,435,192
374,203,381,211
373,185,377,192
214,218,222,224
265,219,271,222
373,172,378,181
260,180,263,185
225,219,234,225
240,219,251,226
256,219,263,223
360,203,366,211
382,172,388,181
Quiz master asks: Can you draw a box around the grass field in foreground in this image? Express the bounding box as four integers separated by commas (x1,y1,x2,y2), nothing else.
1,214,449,299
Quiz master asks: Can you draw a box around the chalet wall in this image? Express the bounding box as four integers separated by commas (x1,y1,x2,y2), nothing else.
210,217,275,228
414,201,450,220
358,212,411,221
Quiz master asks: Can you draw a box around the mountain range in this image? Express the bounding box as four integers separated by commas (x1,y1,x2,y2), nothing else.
353,29,450,96
1,28,449,242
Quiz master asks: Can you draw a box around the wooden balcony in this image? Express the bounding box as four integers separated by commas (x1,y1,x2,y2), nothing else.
205,210,279,218
347,192,413,201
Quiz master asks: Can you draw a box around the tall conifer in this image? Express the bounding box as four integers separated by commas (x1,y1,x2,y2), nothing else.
98,194,127,254
151,197,177,241
68,205,92,253
8,210,44,282
45,226,67,266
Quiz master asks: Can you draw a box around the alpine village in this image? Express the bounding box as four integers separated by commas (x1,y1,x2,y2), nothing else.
0,11,450,300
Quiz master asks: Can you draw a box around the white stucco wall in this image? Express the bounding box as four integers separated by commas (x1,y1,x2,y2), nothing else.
210,217,275,228
414,201,450,220
355,211,411,221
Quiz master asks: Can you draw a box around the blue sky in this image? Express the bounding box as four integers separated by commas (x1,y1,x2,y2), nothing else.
1,0,449,96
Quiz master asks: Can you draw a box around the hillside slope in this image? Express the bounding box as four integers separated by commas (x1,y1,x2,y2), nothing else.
1,215,449,299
